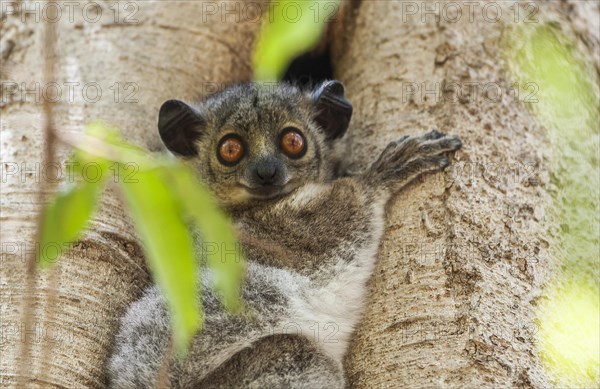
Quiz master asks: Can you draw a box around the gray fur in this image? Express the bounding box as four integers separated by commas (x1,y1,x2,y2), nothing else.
107,81,461,388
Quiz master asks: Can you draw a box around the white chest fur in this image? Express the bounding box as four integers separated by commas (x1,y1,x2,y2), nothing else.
287,200,386,362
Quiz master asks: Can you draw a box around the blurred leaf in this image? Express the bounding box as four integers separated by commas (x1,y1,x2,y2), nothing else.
37,123,116,268
38,122,244,355
119,167,200,355
253,0,340,81
36,133,108,268
538,279,600,385
37,178,105,268
74,122,157,169
169,166,245,312
84,121,122,143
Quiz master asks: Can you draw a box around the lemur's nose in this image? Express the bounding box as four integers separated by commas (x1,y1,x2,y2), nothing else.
254,158,279,185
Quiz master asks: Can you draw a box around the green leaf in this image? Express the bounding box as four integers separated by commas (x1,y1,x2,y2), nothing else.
538,278,600,386
119,168,200,355
169,166,245,312
36,121,244,355
37,124,116,268
76,122,157,170
37,178,104,268
253,0,340,81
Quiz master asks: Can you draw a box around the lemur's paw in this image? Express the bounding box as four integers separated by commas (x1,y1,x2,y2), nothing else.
423,129,445,140
374,131,461,171
405,130,462,159
369,130,461,185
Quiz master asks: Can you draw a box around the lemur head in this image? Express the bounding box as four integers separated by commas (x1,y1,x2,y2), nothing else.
157,81,352,209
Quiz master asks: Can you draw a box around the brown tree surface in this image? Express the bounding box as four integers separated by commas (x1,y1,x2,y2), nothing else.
1,1,597,388
333,1,599,387
1,2,262,387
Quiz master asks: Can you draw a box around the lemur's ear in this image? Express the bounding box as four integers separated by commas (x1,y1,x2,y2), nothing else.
158,100,205,157
310,80,353,141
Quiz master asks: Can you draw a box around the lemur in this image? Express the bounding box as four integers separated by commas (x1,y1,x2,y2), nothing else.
108,80,462,388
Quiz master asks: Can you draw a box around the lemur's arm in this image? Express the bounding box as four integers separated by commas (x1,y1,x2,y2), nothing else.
234,129,462,361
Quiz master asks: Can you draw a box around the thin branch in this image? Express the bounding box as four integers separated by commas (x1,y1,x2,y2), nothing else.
16,2,58,386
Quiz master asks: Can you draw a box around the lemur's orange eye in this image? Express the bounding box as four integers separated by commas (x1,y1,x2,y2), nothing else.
280,128,306,158
217,135,244,165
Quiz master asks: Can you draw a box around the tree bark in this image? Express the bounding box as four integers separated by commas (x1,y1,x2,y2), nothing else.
1,1,262,387
1,1,597,388
332,0,598,387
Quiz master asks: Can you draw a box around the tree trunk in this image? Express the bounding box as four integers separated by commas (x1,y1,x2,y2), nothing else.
332,1,598,387
1,1,597,388
1,2,262,387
